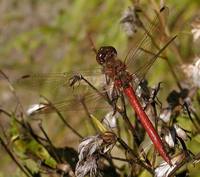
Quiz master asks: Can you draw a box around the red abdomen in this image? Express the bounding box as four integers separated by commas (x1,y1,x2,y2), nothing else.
123,86,171,164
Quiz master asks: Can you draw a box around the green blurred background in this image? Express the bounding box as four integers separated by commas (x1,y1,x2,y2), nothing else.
0,0,200,176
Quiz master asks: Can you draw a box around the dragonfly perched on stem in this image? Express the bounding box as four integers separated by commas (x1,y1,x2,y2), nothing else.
16,7,176,165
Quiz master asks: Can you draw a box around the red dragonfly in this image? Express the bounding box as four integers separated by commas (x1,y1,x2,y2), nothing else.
16,7,175,164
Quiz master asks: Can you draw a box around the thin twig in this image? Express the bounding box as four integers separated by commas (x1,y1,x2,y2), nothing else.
79,97,98,133
39,123,62,163
41,96,83,139
117,137,154,174
0,137,32,177
168,153,191,176
0,70,25,114
184,102,200,133
80,75,138,142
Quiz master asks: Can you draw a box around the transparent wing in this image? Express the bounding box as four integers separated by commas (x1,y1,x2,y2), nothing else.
124,7,170,77
14,68,103,90
14,68,104,99
26,90,112,116
14,68,115,117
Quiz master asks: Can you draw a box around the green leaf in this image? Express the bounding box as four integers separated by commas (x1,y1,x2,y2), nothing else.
90,114,107,133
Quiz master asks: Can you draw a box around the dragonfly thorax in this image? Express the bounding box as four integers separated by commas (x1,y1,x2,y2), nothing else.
104,60,132,88
96,46,132,88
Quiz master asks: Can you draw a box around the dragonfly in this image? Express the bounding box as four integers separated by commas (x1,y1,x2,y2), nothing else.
16,7,175,165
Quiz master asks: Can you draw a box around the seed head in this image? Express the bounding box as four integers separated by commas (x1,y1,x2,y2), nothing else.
182,57,200,88
120,6,143,37
75,132,116,177
191,14,200,41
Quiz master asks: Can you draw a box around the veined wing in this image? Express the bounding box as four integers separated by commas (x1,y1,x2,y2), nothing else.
14,68,105,98
14,69,116,117
26,90,113,116
124,7,170,75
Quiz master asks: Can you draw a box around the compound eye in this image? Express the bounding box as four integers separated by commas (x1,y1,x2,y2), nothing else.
109,46,117,56
96,51,106,65
96,46,117,65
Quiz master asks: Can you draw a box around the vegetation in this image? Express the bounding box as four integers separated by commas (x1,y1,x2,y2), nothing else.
0,0,200,176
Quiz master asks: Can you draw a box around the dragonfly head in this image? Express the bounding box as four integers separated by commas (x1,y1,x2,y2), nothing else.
96,46,117,65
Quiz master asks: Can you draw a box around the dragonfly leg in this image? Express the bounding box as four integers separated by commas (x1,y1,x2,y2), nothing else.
69,74,82,87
